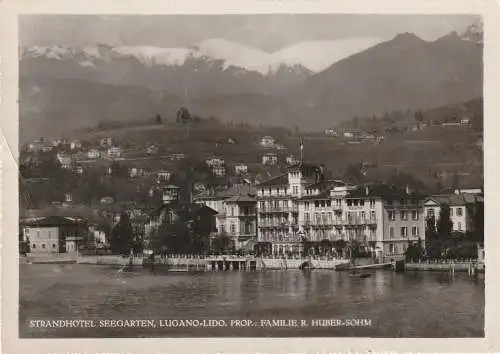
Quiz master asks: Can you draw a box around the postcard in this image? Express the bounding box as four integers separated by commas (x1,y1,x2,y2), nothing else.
1,0,499,353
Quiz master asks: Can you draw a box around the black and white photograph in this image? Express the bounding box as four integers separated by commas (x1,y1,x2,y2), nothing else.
12,11,486,341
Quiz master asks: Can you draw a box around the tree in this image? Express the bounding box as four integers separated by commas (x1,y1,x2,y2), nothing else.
472,201,484,242
425,215,441,258
155,114,162,124
426,216,437,240
176,107,191,124
405,238,424,262
331,240,346,258
414,110,424,122
344,163,364,184
319,239,333,256
451,172,460,190
110,212,134,255
437,204,453,240
211,232,232,253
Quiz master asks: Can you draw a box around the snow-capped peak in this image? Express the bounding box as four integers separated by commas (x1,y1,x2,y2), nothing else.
21,37,384,74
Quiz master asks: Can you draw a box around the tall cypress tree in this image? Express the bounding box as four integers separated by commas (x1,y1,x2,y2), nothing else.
437,204,453,239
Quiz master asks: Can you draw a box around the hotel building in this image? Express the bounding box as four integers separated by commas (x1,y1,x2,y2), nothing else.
256,163,426,257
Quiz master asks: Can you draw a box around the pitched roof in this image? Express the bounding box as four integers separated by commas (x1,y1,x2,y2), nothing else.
426,193,483,206
225,195,256,203
257,174,288,187
21,216,82,227
194,184,257,199
152,203,217,217
346,183,426,199
300,191,331,200
306,179,347,190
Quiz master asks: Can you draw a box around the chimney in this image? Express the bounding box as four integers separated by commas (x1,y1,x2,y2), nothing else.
365,186,369,196
406,185,411,195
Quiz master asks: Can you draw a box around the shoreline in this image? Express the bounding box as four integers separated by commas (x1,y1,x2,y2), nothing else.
19,254,484,273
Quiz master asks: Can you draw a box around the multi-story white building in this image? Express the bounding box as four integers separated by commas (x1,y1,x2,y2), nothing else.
194,185,257,250
256,163,426,257
256,163,319,255
424,192,483,233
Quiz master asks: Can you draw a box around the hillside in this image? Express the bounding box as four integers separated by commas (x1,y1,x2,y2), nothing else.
19,29,483,137
283,32,482,128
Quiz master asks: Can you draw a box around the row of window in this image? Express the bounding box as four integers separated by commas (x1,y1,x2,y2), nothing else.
303,211,377,222
26,230,78,238
388,243,407,255
32,243,57,249
226,207,256,216
219,223,254,234
387,210,419,221
426,207,463,217
389,226,420,238
386,199,419,206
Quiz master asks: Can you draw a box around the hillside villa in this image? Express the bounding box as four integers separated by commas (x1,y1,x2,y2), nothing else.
234,163,248,175
262,153,278,166
260,136,276,148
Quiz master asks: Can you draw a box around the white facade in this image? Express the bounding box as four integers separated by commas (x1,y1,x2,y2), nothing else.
423,194,480,233
57,153,73,169
87,149,102,159
256,164,426,257
234,164,248,174
206,158,225,167
262,153,278,165
260,136,276,148
286,155,298,165
129,167,145,178
213,166,227,176
100,137,113,147
107,146,122,158
70,140,83,150
195,192,257,250
157,170,171,182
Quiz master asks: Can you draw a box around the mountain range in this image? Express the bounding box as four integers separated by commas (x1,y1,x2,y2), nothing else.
19,21,483,141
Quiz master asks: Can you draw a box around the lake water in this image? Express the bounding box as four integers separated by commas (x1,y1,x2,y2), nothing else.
19,264,484,338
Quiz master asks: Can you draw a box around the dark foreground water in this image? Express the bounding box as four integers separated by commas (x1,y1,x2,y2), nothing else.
19,264,484,338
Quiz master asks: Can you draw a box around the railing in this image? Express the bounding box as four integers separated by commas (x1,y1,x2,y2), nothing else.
330,217,378,226
258,206,298,213
258,221,291,228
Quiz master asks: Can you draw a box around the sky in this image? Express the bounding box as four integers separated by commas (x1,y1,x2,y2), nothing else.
19,14,480,52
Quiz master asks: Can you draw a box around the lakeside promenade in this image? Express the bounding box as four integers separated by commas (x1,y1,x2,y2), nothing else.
19,253,484,273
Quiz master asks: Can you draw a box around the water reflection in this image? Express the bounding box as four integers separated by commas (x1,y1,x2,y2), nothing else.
19,265,484,338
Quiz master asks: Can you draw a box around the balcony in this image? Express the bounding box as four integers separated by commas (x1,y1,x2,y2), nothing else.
344,217,378,226
258,220,291,229
258,206,298,213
